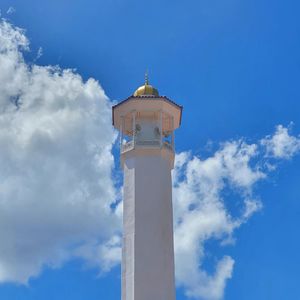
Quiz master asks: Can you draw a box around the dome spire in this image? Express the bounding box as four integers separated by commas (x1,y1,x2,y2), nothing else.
145,70,149,85
133,72,159,97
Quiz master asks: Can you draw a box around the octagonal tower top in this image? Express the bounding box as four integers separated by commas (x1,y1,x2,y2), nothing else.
112,77,183,168
112,78,183,131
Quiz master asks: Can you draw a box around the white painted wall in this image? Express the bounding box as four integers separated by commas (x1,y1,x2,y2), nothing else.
135,120,160,142
122,153,175,300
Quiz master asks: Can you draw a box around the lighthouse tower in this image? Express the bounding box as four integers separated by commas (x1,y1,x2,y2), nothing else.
112,76,182,300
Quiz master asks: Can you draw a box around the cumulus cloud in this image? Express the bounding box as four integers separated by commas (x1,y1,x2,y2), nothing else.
173,130,300,300
0,19,120,283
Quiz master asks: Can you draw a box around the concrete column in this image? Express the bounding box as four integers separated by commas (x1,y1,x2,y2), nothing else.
171,116,175,150
132,111,136,145
122,152,175,300
159,110,163,148
120,116,124,152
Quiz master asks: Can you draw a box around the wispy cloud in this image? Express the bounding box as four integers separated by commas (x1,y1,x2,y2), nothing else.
261,124,300,159
6,7,16,15
34,46,43,61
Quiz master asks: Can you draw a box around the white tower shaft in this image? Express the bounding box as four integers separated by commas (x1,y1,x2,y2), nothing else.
122,154,175,300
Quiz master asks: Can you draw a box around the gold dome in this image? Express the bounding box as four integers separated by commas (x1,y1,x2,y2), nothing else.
133,73,159,97
134,84,159,97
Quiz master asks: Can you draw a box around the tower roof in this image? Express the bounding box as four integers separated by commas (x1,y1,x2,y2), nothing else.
113,75,183,129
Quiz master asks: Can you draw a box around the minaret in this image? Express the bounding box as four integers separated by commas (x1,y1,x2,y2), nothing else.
112,76,182,300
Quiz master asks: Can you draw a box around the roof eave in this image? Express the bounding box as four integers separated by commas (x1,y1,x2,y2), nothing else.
112,95,183,126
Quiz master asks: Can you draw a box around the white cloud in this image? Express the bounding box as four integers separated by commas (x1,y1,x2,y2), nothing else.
74,235,122,273
0,19,120,283
173,143,261,300
261,124,300,159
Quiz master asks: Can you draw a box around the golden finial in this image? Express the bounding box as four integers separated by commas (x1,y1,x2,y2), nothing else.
133,70,159,97
145,70,149,85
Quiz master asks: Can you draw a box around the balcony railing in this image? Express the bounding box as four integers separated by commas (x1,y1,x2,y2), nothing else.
121,139,173,154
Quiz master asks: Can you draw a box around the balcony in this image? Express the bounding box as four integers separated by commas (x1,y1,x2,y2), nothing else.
121,139,174,154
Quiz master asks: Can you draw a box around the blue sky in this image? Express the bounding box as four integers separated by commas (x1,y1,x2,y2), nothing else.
0,0,300,299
